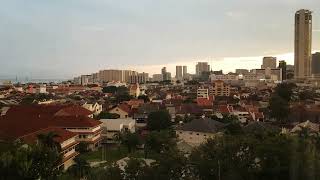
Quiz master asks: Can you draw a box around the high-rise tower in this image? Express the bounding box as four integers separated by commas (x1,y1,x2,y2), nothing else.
294,9,312,79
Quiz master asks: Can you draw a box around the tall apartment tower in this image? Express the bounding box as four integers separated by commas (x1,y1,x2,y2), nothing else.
176,66,183,80
261,57,277,69
183,66,187,77
196,62,210,75
279,60,287,80
312,52,320,76
294,9,312,79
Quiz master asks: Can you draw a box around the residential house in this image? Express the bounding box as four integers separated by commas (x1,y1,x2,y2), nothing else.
108,104,131,119
291,120,320,135
176,118,225,146
129,84,140,97
82,102,103,116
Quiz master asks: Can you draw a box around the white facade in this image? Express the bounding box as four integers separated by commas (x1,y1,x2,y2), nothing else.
100,118,136,143
152,74,163,82
232,111,250,123
197,88,209,99
210,74,239,81
82,102,103,116
176,130,216,147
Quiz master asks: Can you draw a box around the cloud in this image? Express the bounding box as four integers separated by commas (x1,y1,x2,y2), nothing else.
82,26,107,32
225,11,247,18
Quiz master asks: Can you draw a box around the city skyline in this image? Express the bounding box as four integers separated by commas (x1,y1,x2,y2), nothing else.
1,0,320,79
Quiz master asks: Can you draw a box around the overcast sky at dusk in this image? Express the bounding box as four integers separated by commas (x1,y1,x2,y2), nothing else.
1,0,320,79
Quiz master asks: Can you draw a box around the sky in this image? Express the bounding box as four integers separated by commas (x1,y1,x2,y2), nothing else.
0,0,320,79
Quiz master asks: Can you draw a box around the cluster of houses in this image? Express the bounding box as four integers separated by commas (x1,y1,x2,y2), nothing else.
2,79,320,169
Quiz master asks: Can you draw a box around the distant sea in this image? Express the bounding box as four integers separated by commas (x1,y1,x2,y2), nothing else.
0,79,68,85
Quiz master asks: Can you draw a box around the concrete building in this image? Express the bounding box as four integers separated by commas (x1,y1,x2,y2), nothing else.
210,74,239,82
312,52,320,76
294,9,312,79
242,74,265,81
279,60,287,80
81,75,91,85
152,74,163,82
196,62,210,75
100,118,136,143
176,66,183,80
183,66,188,78
98,70,123,82
252,68,282,81
161,67,167,81
164,72,172,81
261,57,277,69
73,77,81,85
197,88,209,99
235,69,249,75
210,80,230,96
123,70,138,83
129,72,149,84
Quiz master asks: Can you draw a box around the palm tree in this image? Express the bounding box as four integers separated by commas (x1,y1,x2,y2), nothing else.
68,157,91,179
113,132,122,151
37,132,61,151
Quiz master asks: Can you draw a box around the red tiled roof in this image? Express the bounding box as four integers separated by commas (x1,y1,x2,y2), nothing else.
218,105,232,114
117,104,132,114
126,99,144,107
176,104,203,114
21,127,77,144
0,105,101,141
255,112,264,119
5,104,93,118
54,105,93,116
197,98,213,107
51,116,102,128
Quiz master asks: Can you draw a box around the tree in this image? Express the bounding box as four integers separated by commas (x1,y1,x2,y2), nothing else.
121,132,141,153
138,95,150,102
144,130,176,158
175,115,184,123
37,132,61,151
20,95,36,105
68,157,91,179
190,135,258,180
76,142,89,153
88,164,124,180
150,149,189,180
269,95,289,123
147,111,172,131
299,90,316,100
0,133,63,179
274,83,296,102
97,112,120,119
124,158,151,180
102,86,117,94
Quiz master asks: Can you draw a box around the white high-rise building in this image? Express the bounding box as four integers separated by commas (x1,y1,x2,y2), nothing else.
294,9,312,79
